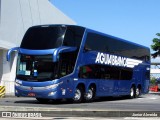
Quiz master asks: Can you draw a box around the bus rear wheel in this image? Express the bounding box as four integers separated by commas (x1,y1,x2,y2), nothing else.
136,87,141,98
129,87,135,99
73,87,84,103
85,86,95,102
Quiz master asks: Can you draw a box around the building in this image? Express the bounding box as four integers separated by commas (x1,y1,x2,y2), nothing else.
0,0,76,95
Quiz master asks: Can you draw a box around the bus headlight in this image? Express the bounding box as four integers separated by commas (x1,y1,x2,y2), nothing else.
45,81,63,89
46,84,58,89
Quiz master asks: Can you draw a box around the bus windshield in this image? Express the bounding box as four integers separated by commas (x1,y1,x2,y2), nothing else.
16,52,77,82
16,54,58,81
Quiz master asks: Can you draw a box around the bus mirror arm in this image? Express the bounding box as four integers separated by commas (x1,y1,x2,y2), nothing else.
53,46,77,62
6,47,19,61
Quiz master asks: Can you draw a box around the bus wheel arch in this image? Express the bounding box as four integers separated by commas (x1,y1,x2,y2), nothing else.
73,83,85,103
85,83,96,102
136,85,141,98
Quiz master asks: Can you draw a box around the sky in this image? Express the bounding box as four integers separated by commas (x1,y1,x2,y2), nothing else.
52,0,160,61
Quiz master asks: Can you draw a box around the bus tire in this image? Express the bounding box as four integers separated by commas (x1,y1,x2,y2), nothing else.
129,86,135,99
36,98,50,103
85,86,95,102
73,87,84,103
136,87,141,98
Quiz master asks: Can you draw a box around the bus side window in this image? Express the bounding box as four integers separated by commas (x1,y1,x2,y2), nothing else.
78,65,93,79
105,74,110,79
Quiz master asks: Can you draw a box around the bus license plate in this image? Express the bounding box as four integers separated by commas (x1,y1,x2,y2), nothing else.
28,93,35,97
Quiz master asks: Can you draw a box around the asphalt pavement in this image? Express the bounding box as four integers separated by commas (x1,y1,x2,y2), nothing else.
0,92,160,119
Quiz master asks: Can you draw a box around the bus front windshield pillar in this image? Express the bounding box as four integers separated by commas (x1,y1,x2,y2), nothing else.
53,46,77,62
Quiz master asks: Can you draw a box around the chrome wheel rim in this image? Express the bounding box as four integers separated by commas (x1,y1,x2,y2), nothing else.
74,89,81,101
136,88,140,96
86,89,93,100
130,88,134,97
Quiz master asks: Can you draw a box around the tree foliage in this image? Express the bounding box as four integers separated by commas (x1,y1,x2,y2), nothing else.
150,76,156,85
151,33,160,58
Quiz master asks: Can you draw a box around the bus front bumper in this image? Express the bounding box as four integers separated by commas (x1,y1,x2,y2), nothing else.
15,81,73,99
15,87,59,99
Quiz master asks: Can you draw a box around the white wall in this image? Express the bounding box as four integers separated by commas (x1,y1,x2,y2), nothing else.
0,0,76,95
0,0,76,48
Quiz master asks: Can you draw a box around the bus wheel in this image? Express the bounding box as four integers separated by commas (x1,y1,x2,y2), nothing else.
136,87,141,98
85,86,95,102
36,98,50,103
129,87,135,99
73,87,84,103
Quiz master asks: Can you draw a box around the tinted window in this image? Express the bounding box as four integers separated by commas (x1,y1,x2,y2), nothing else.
78,64,133,80
16,51,78,81
63,26,85,47
85,33,150,61
58,51,78,78
16,54,56,81
21,26,85,50
21,26,66,50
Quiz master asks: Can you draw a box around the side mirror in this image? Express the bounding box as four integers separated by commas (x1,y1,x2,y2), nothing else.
6,47,19,61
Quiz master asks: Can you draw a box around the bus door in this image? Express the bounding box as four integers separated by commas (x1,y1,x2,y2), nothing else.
58,52,77,78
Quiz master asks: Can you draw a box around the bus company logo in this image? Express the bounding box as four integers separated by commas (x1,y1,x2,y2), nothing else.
95,52,142,68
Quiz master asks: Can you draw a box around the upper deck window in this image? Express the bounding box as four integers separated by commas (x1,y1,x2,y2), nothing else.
85,32,150,61
21,26,66,50
20,25,85,50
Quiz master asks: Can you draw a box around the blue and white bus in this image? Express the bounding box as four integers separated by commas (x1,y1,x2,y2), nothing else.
7,25,150,103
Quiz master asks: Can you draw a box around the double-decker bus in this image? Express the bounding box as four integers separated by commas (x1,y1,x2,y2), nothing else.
7,25,150,103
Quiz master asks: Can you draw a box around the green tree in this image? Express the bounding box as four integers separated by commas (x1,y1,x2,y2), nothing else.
151,33,160,58
150,76,156,85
